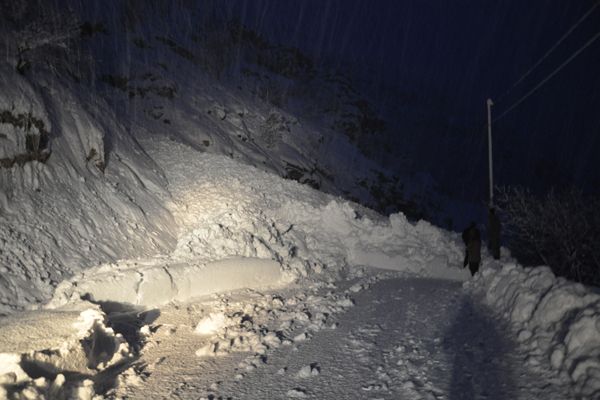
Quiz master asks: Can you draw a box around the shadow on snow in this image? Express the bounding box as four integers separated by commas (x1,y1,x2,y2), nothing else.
444,298,516,400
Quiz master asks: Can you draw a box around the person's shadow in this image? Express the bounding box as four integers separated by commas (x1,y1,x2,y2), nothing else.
444,298,517,400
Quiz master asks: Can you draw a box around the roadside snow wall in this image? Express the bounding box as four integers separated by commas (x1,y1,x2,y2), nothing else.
49,257,286,308
0,303,132,399
468,262,600,398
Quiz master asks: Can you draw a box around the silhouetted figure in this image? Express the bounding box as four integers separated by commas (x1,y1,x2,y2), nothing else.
462,222,481,276
488,207,501,260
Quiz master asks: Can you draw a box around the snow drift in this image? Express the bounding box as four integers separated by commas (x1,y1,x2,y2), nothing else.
46,137,469,311
49,257,286,308
0,303,131,399
469,261,600,398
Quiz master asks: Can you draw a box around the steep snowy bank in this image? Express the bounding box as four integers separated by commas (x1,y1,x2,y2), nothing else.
469,262,600,398
1,0,463,316
0,63,177,315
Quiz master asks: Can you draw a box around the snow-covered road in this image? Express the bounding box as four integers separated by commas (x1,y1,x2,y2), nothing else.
120,277,571,399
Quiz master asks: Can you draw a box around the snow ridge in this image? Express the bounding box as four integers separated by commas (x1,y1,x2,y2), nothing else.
469,261,600,398
0,303,131,399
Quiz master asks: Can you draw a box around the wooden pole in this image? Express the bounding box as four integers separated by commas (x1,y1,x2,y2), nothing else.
487,98,494,208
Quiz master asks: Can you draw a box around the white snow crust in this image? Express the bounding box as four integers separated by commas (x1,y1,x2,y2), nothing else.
49,257,285,308
0,302,130,399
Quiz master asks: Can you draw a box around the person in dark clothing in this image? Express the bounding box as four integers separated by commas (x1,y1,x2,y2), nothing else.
462,222,481,276
488,207,501,260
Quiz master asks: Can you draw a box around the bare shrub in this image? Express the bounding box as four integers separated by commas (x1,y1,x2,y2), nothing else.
498,187,600,286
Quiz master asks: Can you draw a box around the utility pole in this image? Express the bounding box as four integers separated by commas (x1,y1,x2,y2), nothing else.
487,98,494,208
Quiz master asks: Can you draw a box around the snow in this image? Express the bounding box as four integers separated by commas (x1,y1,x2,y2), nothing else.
115,277,571,399
194,312,229,336
0,302,131,399
0,63,177,315
0,125,598,399
0,0,453,316
49,257,285,308
0,7,598,396
468,261,600,398
1,133,598,398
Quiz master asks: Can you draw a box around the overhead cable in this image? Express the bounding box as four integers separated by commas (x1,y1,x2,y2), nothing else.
496,1,599,103
494,30,600,122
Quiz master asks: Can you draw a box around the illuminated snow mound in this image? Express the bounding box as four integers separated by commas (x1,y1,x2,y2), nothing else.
49,257,286,308
144,138,470,283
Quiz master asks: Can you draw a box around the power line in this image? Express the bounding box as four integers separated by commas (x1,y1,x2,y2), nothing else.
496,1,600,103
494,29,600,123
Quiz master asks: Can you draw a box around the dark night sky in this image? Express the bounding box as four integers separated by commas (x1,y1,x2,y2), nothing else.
215,0,600,196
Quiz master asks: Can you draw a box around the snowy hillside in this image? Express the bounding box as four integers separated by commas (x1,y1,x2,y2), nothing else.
0,59,176,314
2,2,600,399
0,133,468,397
0,1,440,314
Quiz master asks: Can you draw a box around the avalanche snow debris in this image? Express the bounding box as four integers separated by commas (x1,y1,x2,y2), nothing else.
48,257,285,308
2,3,594,398
195,312,229,335
42,136,469,313
0,303,132,399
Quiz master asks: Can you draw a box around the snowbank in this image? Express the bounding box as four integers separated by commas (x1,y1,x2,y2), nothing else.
147,137,469,284
0,303,131,399
49,257,286,308
275,198,469,281
468,262,600,398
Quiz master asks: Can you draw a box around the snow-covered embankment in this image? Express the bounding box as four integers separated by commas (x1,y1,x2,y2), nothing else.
469,262,600,398
0,137,471,399
0,303,131,399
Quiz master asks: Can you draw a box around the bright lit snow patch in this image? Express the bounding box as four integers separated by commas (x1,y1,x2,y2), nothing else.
195,312,228,335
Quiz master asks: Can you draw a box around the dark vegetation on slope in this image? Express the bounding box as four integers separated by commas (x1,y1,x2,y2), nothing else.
1,1,433,221
188,19,423,218
0,110,51,168
498,187,600,287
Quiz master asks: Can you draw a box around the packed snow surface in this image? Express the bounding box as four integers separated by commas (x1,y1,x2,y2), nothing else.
116,277,571,399
0,136,598,399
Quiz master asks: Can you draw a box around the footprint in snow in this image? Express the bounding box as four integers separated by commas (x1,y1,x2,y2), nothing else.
287,388,308,398
296,363,320,378
361,382,389,392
